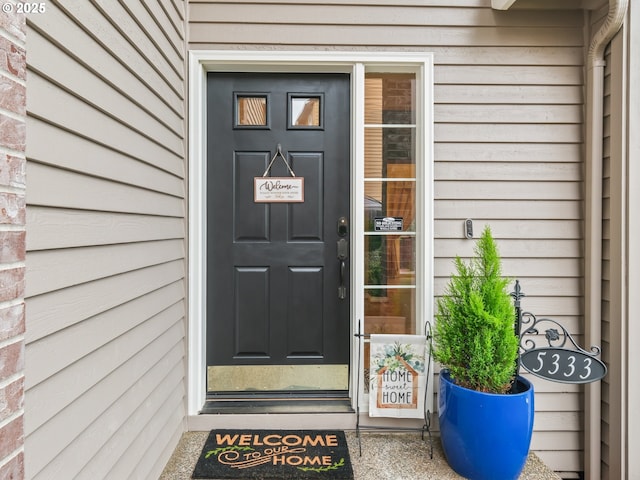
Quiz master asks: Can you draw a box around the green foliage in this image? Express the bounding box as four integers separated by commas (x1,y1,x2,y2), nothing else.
367,247,384,297
433,226,519,393
298,457,346,473
372,341,425,374
205,446,254,459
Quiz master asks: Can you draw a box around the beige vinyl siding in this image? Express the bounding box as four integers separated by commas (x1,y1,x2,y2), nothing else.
188,1,585,474
439,40,585,470
25,1,186,479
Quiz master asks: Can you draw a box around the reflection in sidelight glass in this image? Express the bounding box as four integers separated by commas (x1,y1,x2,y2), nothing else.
364,181,416,232
364,128,415,178
364,289,416,334
365,235,415,287
364,73,416,125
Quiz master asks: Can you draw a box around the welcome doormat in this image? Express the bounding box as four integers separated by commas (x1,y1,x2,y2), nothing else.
192,430,354,479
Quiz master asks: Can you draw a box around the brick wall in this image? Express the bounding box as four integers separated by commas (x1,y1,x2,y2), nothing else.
0,3,26,479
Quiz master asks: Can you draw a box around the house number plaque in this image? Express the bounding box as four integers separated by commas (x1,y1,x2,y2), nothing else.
515,280,607,384
520,346,606,384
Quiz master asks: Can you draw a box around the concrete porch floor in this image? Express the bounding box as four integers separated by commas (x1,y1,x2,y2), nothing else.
160,431,562,480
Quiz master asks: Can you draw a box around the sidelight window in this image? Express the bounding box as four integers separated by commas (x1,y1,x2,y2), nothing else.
362,73,419,382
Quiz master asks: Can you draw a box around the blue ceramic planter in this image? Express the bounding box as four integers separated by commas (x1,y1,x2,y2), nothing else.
438,370,534,480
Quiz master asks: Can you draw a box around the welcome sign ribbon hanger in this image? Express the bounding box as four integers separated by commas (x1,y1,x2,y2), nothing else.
254,144,304,203
262,143,296,177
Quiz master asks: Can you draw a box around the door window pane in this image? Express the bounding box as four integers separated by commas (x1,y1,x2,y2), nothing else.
236,95,268,126
289,95,322,127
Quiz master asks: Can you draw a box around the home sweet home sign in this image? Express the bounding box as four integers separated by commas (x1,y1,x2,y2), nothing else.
369,334,427,418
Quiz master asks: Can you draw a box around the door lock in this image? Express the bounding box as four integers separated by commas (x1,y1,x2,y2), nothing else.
337,216,348,237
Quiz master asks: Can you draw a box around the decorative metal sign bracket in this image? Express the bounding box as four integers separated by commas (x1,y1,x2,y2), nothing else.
513,280,607,384
352,320,434,459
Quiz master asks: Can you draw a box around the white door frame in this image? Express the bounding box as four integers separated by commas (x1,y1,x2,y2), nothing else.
188,51,434,427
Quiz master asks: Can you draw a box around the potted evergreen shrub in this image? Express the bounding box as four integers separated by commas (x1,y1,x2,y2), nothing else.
433,226,534,480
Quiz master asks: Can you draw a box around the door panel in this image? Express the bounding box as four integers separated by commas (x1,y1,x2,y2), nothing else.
234,152,270,242
235,267,269,357
287,266,323,357
206,72,350,393
288,153,323,241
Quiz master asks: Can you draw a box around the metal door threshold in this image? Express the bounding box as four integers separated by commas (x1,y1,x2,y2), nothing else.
201,393,354,415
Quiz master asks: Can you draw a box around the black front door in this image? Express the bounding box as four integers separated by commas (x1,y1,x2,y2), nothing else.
206,73,350,393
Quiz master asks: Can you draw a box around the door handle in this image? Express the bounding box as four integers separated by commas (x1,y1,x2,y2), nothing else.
337,217,349,299
337,238,348,299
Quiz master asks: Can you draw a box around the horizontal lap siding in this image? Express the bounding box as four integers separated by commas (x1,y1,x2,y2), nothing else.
188,1,586,474
25,1,186,479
